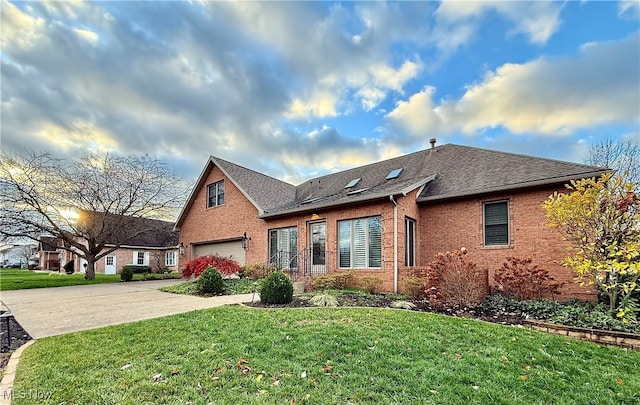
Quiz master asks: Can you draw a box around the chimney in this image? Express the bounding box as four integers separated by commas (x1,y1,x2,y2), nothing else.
429,138,437,148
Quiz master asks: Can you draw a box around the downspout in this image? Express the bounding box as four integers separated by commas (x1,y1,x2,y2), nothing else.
389,195,398,294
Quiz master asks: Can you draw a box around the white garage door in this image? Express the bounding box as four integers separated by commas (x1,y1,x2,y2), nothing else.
193,241,246,265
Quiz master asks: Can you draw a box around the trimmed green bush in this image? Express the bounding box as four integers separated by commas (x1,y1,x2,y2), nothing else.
63,260,75,275
260,271,293,304
122,265,152,274
120,266,134,282
197,266,224,295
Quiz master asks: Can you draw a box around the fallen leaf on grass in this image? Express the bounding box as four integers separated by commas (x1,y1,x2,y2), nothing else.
616,378,624,385
211,377,220,381
519,375,528,381
273,380,281,387
454,353,462,359
322,364,332,373
120,364,131,370
301,371,307,378
472,386,479,390
429,390,438,394
525,365,531,371
153,373,162,382
171,369,180,376
500,355,509,362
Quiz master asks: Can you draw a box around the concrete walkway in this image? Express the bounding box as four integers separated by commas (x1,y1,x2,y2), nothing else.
0,280,255,339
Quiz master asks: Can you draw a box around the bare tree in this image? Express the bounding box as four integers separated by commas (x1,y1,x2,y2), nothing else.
585,136,640,185
0,151,188,279
15,244,37,268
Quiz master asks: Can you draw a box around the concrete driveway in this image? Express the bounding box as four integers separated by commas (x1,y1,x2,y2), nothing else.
0,280,254,338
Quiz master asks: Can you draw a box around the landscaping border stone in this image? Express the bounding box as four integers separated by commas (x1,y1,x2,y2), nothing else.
523,319,640,350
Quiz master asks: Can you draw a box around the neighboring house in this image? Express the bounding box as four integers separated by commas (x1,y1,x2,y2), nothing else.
36,217,180,274
175,143,609,299
0,242,38,268
38,236,60,270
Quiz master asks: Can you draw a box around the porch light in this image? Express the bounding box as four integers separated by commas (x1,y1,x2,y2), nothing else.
179,242,185,256
242,232,251,251
310,213,320,220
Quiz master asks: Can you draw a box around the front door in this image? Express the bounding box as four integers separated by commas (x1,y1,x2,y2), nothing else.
309,222,326,274
105,255,116,275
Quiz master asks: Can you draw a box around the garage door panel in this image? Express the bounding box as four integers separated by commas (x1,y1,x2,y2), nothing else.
194,241,245,265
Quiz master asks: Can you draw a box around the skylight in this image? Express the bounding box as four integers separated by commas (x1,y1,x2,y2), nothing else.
301,196,323,205
344,177,361,189
386,168,403,180
347,187,370,195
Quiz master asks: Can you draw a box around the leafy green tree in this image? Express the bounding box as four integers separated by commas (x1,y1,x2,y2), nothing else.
543,173,639,322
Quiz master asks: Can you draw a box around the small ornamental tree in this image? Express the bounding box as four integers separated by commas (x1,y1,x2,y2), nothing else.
183,255,241,278
543,173,640,322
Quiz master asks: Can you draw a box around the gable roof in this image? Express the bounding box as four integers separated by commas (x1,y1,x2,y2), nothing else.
176,144,610,223
79,211,178,248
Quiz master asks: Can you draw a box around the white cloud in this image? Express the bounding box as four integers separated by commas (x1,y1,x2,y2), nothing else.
1,1,45,49
433,0,563,58
387,33,640,141
619,0,640,19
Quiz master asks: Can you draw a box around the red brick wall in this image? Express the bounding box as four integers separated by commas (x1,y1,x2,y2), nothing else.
93,248,178,274
178,163,593,299
418,187,595,300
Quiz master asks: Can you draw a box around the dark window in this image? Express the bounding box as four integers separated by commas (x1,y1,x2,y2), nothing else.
338,216,382,269
268,227,298,269
207,180,225,208
404,217,416,266
484,200,509,246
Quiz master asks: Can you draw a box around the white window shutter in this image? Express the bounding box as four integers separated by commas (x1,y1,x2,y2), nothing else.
143,252,150,266
132,251,137,264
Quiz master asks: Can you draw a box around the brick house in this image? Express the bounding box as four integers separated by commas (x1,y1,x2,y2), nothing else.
175,143,608,298
37,217,179,274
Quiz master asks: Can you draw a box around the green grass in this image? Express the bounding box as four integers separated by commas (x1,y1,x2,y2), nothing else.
0,269,180,291
160,278,262,295
13,306,640,404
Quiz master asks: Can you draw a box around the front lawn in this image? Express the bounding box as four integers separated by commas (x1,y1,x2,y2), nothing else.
0,269,179,291
13,306,640,404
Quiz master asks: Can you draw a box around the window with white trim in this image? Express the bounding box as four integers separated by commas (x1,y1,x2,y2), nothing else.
404,217,416,267
166,251,177,267
207,180,225,208
338,216,382,269
484,200,509,246
133,251,149,266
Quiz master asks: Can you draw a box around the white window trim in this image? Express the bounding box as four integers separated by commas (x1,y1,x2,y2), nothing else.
404,217,416,267
207,180,225,208
338,216,382,269
165,251,176,267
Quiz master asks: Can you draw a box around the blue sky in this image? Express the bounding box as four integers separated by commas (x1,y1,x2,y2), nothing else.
1,0,639,184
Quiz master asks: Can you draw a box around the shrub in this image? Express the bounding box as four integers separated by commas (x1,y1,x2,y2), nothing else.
401,276,426,300
310,294,339,307
197,266,225,295
360,276,383,294
260,271,293,304
243,262,277,280
183,255,241,278
122,265,152,275
426,248,488,307
311,271,354,290
493,257,564,300
63,260,75,275
120,266,134,282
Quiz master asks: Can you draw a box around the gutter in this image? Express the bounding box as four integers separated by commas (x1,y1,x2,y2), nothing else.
389,195,398,294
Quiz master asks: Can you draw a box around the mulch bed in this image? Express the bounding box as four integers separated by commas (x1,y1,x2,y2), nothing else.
1,311,32,374
246,292,526,326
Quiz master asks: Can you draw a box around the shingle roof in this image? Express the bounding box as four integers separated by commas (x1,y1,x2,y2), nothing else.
39,236,60,252
213,157,297,212
81,211,178,248
176,144,609,223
